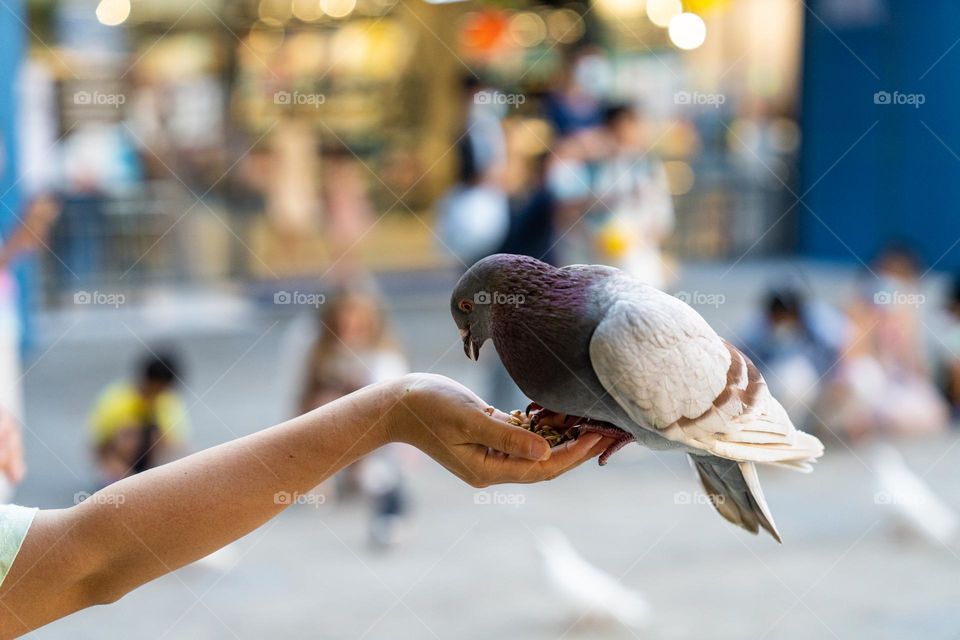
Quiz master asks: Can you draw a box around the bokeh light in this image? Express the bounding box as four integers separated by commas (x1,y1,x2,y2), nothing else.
646,0,681,27
95,0,130,26
668,12,707,50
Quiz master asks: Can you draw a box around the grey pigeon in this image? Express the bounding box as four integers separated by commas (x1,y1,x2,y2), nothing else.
451,254,825,542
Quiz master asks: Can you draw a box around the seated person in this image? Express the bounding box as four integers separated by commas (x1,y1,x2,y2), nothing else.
89,353,187,485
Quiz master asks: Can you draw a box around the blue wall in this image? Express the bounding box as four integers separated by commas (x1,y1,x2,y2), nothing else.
0,0,36,351
800,0,960,271
0,0,23,233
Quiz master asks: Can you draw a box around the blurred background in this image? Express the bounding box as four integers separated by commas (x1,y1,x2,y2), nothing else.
3,0,960,637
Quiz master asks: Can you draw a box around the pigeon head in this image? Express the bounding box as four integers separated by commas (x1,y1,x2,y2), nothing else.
450,254,553,361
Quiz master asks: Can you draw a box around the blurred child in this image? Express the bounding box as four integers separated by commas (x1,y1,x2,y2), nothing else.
937,274,960,418
296,285,411,548
740,287,845,427
89,352,187,486
821,247,948,442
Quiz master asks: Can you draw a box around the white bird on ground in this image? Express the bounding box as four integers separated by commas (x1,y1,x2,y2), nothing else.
872,442,959,546
535,527,651,629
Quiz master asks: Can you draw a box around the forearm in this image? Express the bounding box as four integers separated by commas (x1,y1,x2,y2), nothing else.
0,381,396,634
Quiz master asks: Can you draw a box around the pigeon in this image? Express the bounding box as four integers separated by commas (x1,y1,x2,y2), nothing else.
535,527,651,629
872,442,959,546
451,254,825,542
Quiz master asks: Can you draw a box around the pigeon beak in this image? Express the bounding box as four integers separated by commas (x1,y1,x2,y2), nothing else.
460,328,480,361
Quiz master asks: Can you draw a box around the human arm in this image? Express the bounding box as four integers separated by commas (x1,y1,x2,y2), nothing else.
0,373,607,635
0,195,60,271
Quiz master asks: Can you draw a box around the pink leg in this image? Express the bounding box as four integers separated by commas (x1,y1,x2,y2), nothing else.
575,420,636,466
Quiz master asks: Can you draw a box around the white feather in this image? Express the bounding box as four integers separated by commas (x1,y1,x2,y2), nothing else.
589,276,823,468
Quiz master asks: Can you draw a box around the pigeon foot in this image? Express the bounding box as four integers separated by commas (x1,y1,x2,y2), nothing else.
526,404,582,431
573,420,636,466
524,406,635,463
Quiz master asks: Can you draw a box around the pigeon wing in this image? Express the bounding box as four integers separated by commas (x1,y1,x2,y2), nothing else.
588,284,823,468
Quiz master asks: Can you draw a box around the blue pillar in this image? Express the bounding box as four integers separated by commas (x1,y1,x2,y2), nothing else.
800,0,960,271
0,0,34,351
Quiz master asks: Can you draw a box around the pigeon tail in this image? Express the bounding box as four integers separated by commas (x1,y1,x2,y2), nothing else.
689,455,782,543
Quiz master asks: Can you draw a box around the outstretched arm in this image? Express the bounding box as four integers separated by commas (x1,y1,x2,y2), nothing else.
0,373,606,636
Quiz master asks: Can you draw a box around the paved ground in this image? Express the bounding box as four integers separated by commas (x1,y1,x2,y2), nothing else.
13,260,960,639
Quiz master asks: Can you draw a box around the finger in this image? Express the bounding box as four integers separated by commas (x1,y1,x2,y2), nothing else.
489,433,605,483
469,414,551,461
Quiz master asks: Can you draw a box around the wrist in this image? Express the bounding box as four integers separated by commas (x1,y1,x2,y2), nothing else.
379,373,426,447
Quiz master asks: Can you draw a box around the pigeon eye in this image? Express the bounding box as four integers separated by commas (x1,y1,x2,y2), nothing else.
459,299,474,313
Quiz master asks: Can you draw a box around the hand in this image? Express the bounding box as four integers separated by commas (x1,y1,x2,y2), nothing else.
385,373,611,487
0,409,25,485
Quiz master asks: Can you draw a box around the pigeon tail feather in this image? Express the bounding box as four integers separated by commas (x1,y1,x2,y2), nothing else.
689,455,782,543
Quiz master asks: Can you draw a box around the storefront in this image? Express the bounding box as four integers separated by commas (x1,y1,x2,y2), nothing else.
24,0,805,300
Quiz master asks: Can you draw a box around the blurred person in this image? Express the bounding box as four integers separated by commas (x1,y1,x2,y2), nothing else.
820,246,948,441
1,57,62,424
437,76,510,267
739,286,846,427
322,145,376,276
497,152,558,265
297,286,411,548
935,274,960,417
588,104,675,288
0,374,611,635
89,352,187,486
0,195,60,428
55,122,143,289
264,119,320,235
542,47,605,137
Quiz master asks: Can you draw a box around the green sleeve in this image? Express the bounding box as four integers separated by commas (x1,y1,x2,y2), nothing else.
0,505,37,588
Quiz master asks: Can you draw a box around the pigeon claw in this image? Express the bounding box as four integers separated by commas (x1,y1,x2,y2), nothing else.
572,420,636,466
